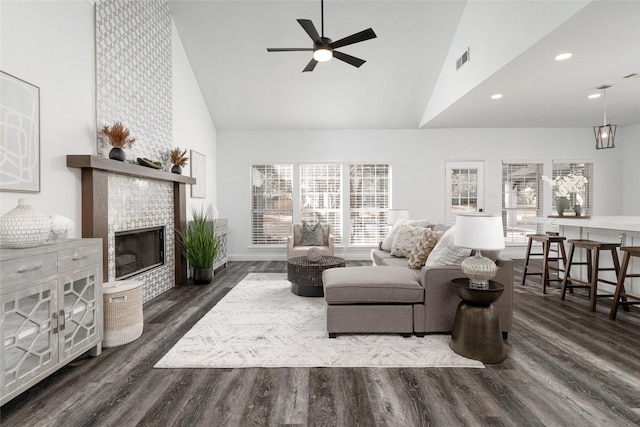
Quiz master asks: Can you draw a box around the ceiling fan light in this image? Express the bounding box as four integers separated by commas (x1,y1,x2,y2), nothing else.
313,48,333,62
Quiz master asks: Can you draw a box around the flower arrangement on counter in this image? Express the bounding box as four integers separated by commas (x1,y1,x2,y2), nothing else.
541,174,588,198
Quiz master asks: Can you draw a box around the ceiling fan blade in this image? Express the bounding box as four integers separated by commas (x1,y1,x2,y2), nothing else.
297,19,322,44
330,28,376,49
333,51,366,68
267,48,314,52
302,58,318,73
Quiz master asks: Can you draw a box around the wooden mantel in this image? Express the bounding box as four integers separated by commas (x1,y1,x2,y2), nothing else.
67,155,196,285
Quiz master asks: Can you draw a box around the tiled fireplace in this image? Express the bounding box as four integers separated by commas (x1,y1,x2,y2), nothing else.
108,174,174,301
67,155,195,303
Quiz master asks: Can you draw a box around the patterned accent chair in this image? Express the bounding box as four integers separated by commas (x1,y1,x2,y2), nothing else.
286,223,335,259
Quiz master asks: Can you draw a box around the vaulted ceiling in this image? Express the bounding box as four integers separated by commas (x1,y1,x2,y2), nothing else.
169,0,640,130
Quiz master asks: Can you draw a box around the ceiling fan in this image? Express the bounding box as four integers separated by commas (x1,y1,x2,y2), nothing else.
266,0,377,72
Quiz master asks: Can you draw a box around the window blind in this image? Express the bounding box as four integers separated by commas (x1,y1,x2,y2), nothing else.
300,163,343,244
349,164,390,245
502,162,544,244
250,164,293,245
552,162,593,215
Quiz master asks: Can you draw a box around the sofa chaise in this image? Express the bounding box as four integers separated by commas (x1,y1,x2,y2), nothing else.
322,223,514,338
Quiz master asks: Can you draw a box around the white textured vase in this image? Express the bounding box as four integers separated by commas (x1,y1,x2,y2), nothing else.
0,199,50,248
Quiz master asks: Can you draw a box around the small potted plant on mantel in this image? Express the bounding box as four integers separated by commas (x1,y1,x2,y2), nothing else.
178,205,221,284
102,121,136,161
169,147,189,174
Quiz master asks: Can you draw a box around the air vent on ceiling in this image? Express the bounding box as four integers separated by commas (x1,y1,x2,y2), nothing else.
456,47,470,71
623,73,639,79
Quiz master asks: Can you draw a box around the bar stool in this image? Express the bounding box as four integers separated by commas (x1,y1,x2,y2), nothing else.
609,247,640,319
561,240,621,311
521,234,567,293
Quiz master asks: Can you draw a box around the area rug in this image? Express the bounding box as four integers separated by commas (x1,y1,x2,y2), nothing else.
154,273,483,369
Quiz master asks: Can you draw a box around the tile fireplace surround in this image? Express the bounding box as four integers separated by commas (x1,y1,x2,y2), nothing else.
67,155,196,302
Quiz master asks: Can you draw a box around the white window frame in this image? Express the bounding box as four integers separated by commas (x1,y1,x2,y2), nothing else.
250,164,293,246
300,163,343,244
502,161,544,245
445,161,484,225
348,163,391,246
551,161,593,216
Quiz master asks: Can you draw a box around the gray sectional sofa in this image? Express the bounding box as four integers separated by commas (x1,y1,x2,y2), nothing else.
322,226,514,338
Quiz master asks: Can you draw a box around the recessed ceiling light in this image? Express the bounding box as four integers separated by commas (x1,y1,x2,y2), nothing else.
588,93,601,99
555,52,572,61
491,94,503,100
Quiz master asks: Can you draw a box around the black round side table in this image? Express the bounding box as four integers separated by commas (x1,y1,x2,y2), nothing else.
287,255,346,297
449,278,506,364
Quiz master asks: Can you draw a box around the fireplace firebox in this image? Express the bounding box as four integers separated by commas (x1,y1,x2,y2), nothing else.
115,226,165,279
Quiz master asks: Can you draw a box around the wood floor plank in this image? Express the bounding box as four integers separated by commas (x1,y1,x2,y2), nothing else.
2,260,640,426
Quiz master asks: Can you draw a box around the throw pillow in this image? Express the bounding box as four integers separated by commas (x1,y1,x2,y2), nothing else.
391,225,429,258
381,221,408,251
380,218,431,251
408,229,444,269
425,226,472,266
300,222,324,246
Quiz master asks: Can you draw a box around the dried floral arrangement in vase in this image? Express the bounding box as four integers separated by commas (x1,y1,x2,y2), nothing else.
170,147,189,174
102,121,136,161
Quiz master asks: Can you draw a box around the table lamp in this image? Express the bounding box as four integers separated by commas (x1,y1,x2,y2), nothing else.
454,213,505,289
388,209,409,225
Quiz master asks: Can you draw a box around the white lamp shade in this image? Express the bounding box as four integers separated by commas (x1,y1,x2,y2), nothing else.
454,213,505,250
388,209,410,225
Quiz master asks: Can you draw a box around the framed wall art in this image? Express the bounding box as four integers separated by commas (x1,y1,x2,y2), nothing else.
1,71,41,193
190,150,206,198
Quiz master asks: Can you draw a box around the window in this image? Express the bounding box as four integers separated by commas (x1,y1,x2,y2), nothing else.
552,162,593,215
251,164,293,245
445,161,484,224
349,164,390,245
502,162,544,245
300,164,343,244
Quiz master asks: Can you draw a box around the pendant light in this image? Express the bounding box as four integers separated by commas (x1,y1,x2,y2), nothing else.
593,85,616,150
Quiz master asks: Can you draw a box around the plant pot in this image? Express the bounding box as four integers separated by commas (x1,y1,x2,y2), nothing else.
171,164,183,174
109,147,126,161
193,268,213,284
574,204,582,217
556,197,570,216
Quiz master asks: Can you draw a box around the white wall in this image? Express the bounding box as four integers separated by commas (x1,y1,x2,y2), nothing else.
172,21,218,212
0,1,96,231
217,127,624,261
622,123,640,215
1,2,218,236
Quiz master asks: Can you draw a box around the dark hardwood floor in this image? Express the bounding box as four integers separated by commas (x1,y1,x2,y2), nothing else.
2,260,640,426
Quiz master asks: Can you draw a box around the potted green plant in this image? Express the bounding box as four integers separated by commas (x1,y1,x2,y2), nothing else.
178,205,221,284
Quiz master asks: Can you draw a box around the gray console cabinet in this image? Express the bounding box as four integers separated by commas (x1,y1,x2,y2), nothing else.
0,239,103,405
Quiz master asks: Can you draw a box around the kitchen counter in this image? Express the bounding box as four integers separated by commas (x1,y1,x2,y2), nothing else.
550,216,640,233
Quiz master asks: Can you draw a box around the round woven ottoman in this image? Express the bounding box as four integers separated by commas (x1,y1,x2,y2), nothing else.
103,280,144,347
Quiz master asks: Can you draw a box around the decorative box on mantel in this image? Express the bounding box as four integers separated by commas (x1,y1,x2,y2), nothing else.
67,155,196,288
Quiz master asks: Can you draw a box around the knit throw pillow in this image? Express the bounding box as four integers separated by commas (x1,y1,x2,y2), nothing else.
408,229,444,269
300,222,324,246
425,226,472,266
390,225,429,258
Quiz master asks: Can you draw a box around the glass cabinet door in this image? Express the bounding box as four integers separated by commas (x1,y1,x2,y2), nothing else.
59,268,100,361
1,281,58,397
